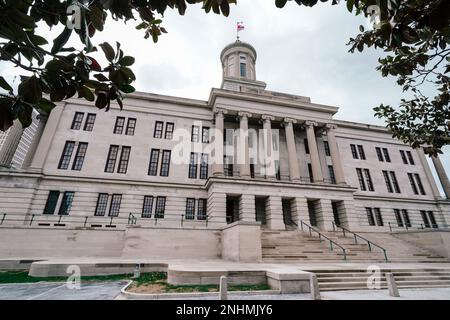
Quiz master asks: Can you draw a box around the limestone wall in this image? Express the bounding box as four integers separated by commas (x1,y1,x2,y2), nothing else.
391,230,450,258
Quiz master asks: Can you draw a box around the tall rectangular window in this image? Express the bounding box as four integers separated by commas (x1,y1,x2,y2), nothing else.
415,174,426,195
202,127,210,143
376,147,384,162
160,150,171,177
420,211,430,228
363,169,374,191
83,113,96,131
165,122,174,140
142,196,153,218
428,211,437,228
383,148,391,162
357,145,366,160
394,209,403,227
408,173,419,194
114,117,125,134
374,208,383,226
200,154,209,180
43,191,60,215
58,141,75,169
117,146,131,174
366,208,375,226
406,151,415,165
383,170,394,193
402,209,411,227
240,62,246,77
308,163,314,183
188,152,198,179
328,165,336,184
185,198,195,220
350,144,358,159
390,171,401,193
155,196,166,218
94,193,109,216
148,149,160,176
191,125,200,142
356,168,366,191
154,121,164,138
58,191,74,215
224,156,233,177
104,145,119,173
400,150,408,164
198,199,207,220
324,141,330,157
72,142,88,171
125,118,136,136
304,139,310,154
108,194,122,217
71,112,84,130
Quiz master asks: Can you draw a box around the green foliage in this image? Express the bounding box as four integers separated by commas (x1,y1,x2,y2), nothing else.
0,0,236,131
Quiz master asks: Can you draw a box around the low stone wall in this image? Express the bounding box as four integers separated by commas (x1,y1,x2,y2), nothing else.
221,221,262,262
0,226,222,259
392,230,450,258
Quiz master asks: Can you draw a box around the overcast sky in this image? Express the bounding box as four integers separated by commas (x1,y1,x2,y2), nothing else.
0,0,448,194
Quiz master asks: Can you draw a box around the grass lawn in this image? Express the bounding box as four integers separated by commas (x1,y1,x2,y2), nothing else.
0,271,271,293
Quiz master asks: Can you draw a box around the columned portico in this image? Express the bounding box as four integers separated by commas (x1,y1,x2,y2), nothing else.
305,121,323,183
262,115,276,179
284,118,301,182
0,120,24,168
238,112,252,178
212,109,227,177
432,155,450,199
326,124,346,185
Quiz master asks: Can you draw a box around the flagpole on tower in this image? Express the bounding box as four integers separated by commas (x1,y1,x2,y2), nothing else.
236,21,244,41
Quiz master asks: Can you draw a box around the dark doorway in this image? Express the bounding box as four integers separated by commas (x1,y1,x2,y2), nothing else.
282,198,293,226
307,200,317,227
332,201,341,227
255,197,267,225
226,196,239,224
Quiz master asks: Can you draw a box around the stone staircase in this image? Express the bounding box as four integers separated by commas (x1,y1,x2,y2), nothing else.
261,230,346,262
306,268,450,291
261,229,449,263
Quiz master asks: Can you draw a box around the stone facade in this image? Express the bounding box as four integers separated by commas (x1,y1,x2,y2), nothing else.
0,40,449,259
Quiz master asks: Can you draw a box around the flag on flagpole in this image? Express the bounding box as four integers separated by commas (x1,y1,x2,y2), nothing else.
237,21,245,32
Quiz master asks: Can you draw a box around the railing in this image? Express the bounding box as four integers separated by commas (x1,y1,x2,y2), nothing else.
388,222,449,232
331,222,388,261
0,212,218,229
299,220,347,260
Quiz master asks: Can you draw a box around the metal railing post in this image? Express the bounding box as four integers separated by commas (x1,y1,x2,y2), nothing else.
383,249,388,261
57,215,62,224
1,213,5,225
389,222,392,232
367,241,372,251
109,216,113,226
354,234,357,244
84,216,88,228
29,214,35,226
181,214,184,227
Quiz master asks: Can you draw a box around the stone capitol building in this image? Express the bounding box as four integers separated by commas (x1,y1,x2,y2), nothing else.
0,40,449,267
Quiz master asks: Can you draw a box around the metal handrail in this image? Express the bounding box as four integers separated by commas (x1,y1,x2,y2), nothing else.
300,220,347,260
388,222,448,232
332,221,388,261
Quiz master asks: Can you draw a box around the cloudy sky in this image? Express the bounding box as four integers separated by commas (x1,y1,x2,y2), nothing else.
0,0,448,194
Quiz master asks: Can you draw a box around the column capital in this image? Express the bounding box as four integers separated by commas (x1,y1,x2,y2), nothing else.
262,114,275,122
284,118,297,125
238,111,252,119
214,109,228,116
325,123,338,131
305,120,318,128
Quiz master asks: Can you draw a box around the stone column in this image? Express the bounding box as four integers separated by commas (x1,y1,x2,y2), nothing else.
314,199,334,231
325,124,346,185
22,114,48,168
266,196,285,230
207,192,227,226
417,148,441,198
0,120,24,167
284,118,300,182
262,115,276,179
29,103,64,171
305,121,323,183
238,112,252,178
290,197,309,227
239,194,256,222
432,155,450,199
212,109,227,177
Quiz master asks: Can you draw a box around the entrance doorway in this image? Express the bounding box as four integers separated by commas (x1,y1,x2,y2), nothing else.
226,196,239,224
332,201,341,227
307,200,318,227
282,198,294,226
255,197,267,225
